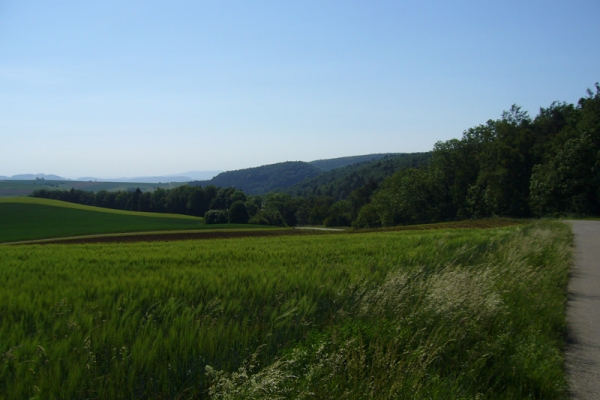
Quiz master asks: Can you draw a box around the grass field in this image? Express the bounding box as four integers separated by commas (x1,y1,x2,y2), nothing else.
0,198,268,243
0,221,571,399
0,180,184,197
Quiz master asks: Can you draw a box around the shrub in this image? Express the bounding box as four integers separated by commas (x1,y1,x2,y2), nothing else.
353,203,381,228
228,201,250,224
205,209,228,224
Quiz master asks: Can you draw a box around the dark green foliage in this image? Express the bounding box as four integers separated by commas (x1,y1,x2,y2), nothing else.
261,193,300,226
353,203,381,228
192,161,322,195
204,209,228,224
369,84,600,224
308,153,397,171
32,184,235,219
284,153,432,201
248,214,270,225
26,84,600,228
294,196,334,226
530,85,600,216
372,168,440,226
228,201,250,224
324,200,352,227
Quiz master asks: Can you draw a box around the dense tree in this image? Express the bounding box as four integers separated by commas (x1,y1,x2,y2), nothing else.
283,153,431,201
324,200,353,227
30,84,600,227
363,84,600,225
204,209,228,224
352,203,381,228
371,168,439,226
228,201,250,224
262,193,299,226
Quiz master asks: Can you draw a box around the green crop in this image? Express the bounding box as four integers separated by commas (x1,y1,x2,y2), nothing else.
0,198,271,243
0,222,571,399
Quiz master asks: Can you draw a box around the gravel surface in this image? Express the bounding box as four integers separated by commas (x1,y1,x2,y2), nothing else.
565,220,600,399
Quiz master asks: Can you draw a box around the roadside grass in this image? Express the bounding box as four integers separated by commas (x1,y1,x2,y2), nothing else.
0,221,571,399
353,217,525,232
0,198,268,243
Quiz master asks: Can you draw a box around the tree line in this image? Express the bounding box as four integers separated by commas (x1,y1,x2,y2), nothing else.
353,84,600,227
32,84,599,228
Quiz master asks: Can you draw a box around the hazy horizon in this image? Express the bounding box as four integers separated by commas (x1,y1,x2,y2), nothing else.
1,1,599,178
0,152,397,180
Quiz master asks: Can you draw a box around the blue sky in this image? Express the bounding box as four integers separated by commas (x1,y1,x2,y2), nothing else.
1,1,599,178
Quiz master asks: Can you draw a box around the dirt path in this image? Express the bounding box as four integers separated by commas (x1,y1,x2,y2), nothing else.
565,220,600,399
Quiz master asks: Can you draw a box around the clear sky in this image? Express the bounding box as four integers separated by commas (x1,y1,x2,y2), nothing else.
1,1,599,179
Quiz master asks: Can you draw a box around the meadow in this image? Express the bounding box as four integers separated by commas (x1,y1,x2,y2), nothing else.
0,198,268,243
0,221,571,399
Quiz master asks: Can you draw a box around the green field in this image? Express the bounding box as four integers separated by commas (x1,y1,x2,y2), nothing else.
0,221,571,399
0,180,184,197
0,198,265,243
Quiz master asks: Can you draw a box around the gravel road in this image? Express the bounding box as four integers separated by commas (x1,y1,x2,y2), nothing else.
565,220,600,399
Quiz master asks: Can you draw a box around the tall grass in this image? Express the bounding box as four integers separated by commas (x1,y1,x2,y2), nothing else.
0,222,571,398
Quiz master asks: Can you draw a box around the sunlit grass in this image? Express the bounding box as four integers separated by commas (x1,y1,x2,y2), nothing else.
0,222,571,398
0,198,273,243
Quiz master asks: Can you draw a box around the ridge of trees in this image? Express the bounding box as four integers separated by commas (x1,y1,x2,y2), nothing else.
308,153,399,171
355,84,600,227
283,152,431,200
190,161,322,195
186,154,408,196
31,84,600,229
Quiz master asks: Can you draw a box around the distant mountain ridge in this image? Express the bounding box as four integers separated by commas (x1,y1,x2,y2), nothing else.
78,171,222,183
308,153,395,171
0,173,68,181
2,153,419,194
191,153,428,196
191,161,322,194
1,171,222,183
284,152,431,200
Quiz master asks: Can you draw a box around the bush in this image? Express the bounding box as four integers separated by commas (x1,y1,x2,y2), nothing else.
205,209,228,224
248,215,270,225
353,203,381,228
324,200,352,227
228,201,250,224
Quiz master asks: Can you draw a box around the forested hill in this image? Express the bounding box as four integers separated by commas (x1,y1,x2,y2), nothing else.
188,154,413,195
30,84,600,228
308,153,397,171
190,161,322,195
284,153,431,200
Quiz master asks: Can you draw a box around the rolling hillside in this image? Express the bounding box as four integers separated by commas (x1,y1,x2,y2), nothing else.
189,153,427,196
284,152,432,200
0,197,206,243
190,161,322,194
308,153,396,171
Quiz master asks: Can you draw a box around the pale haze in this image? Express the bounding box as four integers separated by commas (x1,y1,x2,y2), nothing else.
1,1,598,179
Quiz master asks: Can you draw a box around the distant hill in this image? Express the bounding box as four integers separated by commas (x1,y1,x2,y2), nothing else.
0,171,221,183
191,161,322,194
0,173,68,180
77,176,193,183
283,152,432,200
76,171,221,183
0,180,185,198
189,153,431,197
309,154,396,171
